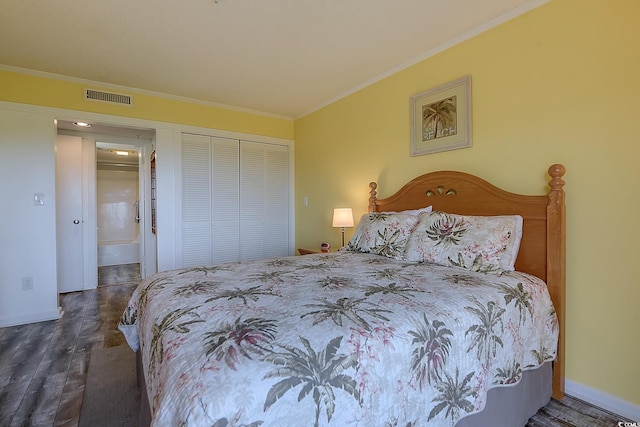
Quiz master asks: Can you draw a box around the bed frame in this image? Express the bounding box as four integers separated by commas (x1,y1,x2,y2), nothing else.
368,164,566,400
136,165,566,426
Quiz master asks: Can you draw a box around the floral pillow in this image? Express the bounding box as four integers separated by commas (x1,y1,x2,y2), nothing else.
345,212,419,260
404,211,523,272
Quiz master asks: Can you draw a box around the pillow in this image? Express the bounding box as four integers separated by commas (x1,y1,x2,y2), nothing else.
345,212,420,260
404,211,523,272
381,205,433,215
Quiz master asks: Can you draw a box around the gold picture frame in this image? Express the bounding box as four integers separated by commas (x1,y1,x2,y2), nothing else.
410,76,472,156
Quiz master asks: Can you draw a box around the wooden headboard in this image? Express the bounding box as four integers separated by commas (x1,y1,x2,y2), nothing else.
368,164,566,399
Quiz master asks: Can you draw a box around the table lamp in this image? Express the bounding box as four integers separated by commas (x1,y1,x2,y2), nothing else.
332,208,354,247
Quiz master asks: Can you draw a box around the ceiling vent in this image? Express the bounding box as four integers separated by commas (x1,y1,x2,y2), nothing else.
84,88,133,106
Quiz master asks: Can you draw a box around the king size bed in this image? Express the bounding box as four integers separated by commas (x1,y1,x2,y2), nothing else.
119,164,566,426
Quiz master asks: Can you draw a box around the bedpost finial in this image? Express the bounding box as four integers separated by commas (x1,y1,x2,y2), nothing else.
369,182,378,212
548,164,565,191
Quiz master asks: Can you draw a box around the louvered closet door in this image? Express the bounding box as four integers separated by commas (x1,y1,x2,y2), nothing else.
265,144,289,257
181,134,212,267
211,137,240,264
240,141,289,261
182,134,289,267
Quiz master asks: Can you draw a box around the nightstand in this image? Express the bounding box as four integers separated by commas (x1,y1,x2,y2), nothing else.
297,248,334,255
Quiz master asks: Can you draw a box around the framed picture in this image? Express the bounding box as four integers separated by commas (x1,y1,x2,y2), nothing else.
410,76,472,156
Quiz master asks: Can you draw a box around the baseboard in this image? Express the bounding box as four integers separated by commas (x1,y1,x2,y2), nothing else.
0,307,62,328
566,379,640,422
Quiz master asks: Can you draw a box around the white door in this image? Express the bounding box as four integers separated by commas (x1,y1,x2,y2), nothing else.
55,135,85,293
240,141,289,261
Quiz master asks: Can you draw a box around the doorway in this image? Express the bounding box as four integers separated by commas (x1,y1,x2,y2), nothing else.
55,120,156,292
96,142,140,266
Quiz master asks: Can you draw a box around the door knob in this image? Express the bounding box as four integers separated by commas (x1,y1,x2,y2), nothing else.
73,219,80,224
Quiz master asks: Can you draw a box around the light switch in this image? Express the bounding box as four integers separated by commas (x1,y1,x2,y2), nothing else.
34,193,45,206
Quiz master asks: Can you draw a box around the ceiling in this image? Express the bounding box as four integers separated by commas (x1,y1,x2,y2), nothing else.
56,119,156,139
96,144,140,168
56,120,145,165
1,0,545,118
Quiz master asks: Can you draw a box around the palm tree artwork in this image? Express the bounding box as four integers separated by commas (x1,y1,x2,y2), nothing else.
530,341,555,367
250,270,292,284
136,275,173,320
204,316,277,370
427,368,476,422
422,96,457,141
148,307,204,377
205,285,277,305
464,299,506,362
301,297,392,331
316,276,356,290
495,282,534,325
442,273,490,287
370,228,408,258
368,267,410,282
363,282,424,301
263,336,361,427
173,280,220,297
494,360,522,385
177,265,231,276
426,213,468,247
265,258,295,268
408,314,453,389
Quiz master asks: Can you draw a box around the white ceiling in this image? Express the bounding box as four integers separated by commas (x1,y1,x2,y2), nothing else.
1,0,546,118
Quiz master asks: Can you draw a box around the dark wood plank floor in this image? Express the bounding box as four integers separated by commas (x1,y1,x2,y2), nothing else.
0,263,632,426
0,264,139,427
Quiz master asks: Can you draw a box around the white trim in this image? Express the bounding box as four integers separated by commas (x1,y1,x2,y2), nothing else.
566,379,640,422
0,308,62,328
296,0,550,119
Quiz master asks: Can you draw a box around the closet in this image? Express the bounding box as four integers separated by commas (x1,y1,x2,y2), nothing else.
180,133,291,267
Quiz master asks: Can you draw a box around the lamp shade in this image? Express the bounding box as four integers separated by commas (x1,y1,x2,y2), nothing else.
332,208,354,228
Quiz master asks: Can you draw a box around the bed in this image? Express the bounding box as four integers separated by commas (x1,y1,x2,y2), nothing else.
119,164,566,427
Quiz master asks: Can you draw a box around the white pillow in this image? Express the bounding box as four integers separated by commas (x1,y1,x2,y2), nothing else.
404,212,523,272
381,205,432,215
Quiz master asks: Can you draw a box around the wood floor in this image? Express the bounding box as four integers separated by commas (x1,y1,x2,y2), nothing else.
0,264,139,427
0,263,632,427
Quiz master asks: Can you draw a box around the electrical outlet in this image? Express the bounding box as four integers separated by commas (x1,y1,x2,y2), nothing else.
22,277,34,290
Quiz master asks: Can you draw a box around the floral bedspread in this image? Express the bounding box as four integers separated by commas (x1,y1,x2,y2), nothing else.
118,251,558,427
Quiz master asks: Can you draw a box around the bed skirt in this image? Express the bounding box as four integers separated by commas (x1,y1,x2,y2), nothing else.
136,351,552,427
456,361,552,426
137,351,151,427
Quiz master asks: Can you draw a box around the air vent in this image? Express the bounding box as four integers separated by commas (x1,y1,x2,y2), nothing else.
84,88,133,106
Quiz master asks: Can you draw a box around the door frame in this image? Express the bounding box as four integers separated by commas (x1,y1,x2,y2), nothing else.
57,126,155,287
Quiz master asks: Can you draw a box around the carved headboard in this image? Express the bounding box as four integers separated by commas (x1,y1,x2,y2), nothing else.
368,164,566,398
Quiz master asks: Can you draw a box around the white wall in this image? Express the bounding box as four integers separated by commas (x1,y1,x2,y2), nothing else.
97,168,140,243
0,108,60,326
154,128,178,273
0,101,294,326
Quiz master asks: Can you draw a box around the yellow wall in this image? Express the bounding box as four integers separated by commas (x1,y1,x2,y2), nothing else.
294,0,640,406
2,0,638,408
0,69,294,140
